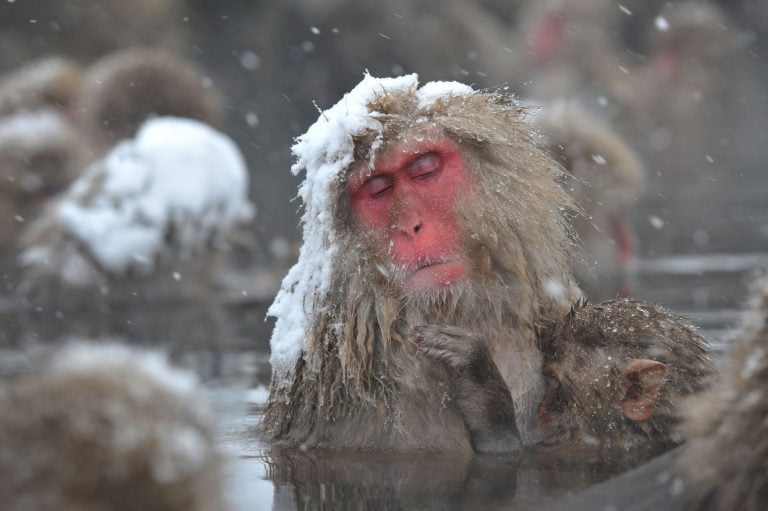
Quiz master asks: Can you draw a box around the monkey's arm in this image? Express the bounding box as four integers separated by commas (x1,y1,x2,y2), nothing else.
413,325,522,454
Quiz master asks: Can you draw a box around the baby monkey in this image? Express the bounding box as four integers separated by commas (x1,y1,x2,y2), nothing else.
416,300,714,455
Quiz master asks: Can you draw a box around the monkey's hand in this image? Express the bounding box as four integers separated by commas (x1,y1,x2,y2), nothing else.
413,325,522,454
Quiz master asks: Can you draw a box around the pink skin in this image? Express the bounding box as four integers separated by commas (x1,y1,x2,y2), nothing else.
347,137,470,294
652,48,682,82
531,12,566,61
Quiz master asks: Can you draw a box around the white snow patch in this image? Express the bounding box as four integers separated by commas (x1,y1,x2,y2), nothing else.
415,80,474,109
267,73,477,387
0,109,73,156
648,215,664,230
20,117,253,282
246,385,270,405
543,278,566,298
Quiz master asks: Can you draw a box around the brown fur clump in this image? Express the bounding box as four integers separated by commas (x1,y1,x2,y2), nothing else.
0,343,225,511
0,57,82,116
79,49,222,150
680,277,768,510
264,88,582,450
0,110,88,267
540,300,714,454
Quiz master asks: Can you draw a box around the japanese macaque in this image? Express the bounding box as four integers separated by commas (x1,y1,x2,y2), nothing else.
17,117,253,304
0,58,82,116
0,343,225,511
531,101,645,299
628,1,762,182
680,277,768,511
512,0,631,107
12,116,251,348
537,300,714,455
264,76,580,452
0,110,88,272
78,49,222,151
263,75,709,455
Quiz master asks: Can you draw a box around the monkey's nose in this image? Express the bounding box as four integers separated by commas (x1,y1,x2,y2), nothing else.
399,221,423,238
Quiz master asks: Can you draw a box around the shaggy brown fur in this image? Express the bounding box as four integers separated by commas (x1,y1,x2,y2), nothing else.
0,343,225,511
79,49,222,150
263,89,583,450
539,300,714,454
681,277,768,510
0,57,82,116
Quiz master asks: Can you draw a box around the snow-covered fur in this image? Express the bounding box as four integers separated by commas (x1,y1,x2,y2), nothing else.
0,343,225,511
18,117,253,296
681,277,768,510
263,74,581,450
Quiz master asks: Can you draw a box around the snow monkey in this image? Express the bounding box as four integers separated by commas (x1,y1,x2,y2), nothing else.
263,75,711,455
537,300,714,457
680,277,768,511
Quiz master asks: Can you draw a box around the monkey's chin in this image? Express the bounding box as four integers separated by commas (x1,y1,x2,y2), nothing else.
405,262,466,293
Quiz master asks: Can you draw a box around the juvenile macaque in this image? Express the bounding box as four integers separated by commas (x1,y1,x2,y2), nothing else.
78,49,222,151
680,277,768,510
264,75,710,456
0,343,225,511
0,58,82,116
531,101,645,298
628,1,763,182
537,300,714,454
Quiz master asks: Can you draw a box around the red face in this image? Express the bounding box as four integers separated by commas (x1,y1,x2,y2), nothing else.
346,137,470,294
531,12,566,61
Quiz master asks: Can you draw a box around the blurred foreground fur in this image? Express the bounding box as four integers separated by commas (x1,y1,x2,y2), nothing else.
0,343,226,511
681,276,768,510
79,49,222,151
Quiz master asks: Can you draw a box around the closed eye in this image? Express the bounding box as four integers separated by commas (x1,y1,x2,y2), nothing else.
406,152,442,180
362,175,394,198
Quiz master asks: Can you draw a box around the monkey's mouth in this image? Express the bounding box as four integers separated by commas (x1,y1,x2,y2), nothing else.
404,258,466,293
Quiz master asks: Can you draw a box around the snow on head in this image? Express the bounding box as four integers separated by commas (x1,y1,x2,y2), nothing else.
267,73,476,385
20,117,253,283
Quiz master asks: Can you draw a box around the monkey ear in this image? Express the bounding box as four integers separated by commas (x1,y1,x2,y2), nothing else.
620,359,668,422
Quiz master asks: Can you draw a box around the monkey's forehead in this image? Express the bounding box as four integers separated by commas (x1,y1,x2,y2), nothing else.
350,124,449,174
